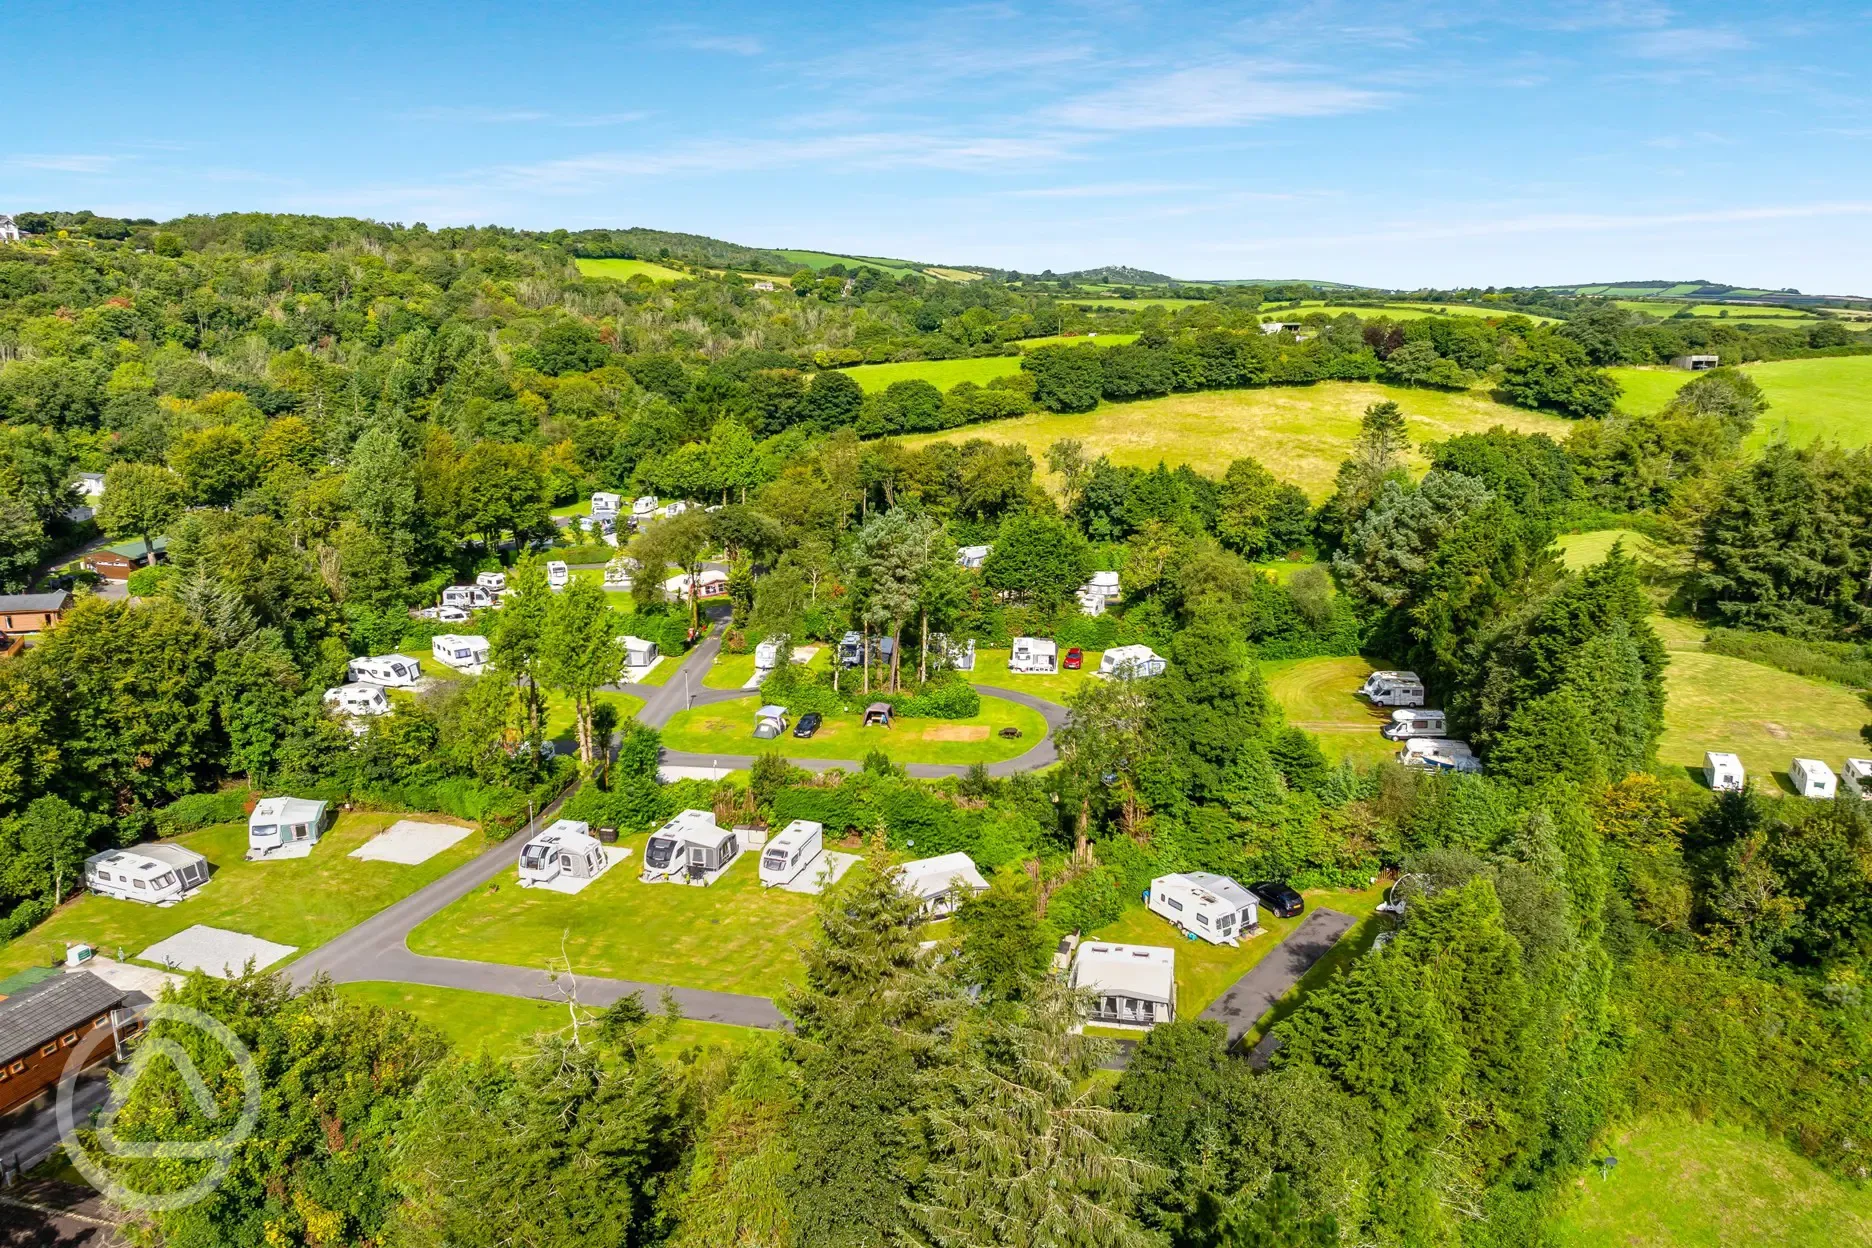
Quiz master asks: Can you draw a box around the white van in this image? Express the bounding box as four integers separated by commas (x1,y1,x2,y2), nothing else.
348,654,421,688
760,820,824,887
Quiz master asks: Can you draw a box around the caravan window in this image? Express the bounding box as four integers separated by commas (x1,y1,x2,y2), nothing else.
133,879,146,889
1103,996,1118,1016
521,849,547,870
153,873,174,888
1194,913,1209,926
1164,895,1183,912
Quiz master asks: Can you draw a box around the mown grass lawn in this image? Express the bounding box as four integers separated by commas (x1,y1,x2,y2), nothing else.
1087,884,1385,1019
0,813,485,979
1260,656,1396,767
1549,1115,1872,1247
1608,357,1872,451
335,981,765,1058
1261,301,1558,324
575,258,691,283
659,695,1047,766
407,831,823,998
1658,651,1870,792
970,648,1102,704
541,688,645,744
899,383,1571,501
839,357,1027,393
1552,528,1661,571
703,645,830,691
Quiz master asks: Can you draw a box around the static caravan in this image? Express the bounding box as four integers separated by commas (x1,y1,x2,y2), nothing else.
1009,637,1059,674
1071,942,1176,1030
619,635,658,670
643,809,727,881
1790,757,1837,800
441,584,494,609
1397,738,1481,774
348,654,421,688
753,705,790,739
760,820,824,887
1842,758,1872,800
1704,751,1746,793
1382,708,1447,740
247,796,334,857
546,560,570,590
518,819,605,886
432,634,491,674
324,684,391,718
956,544,992,570
85,844,210,904
475,571,508,592
1077,571,1121,616
838,631,865,668
896,852,989,919
590,492,622,520
1149,872,1258,945
1099,644,1165,679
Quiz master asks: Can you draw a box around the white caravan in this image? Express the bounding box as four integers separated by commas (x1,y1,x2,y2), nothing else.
760,820,824,888
1148,872,1259,945
348,654,421,688
431,634,491,674
1077,570,1121,616
1382,708,1447,740
590,492,622,520
1704,751,1746,793
475,571,508,592
642,809,726,882
324,684,391,719
1071,942,1176,1030
631,496,659,525
754,639,782,671
1099,645,1165,678
1790,757,1837,800
1843,758,1872,801
84,844,211,904
956,544,992,569
895,852,990,919
518,819,605,886
1397,738,1482,774
441,584,494,609
618,635,658,670
1008,637,1059,674
546,560,570,590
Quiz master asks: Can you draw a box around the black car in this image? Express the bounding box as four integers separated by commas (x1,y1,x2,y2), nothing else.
792,712,823,739
1251,881,1305,919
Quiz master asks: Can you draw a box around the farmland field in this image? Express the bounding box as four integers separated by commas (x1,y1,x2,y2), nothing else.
839,356,1026,393
1550,1115,1872,1247
898,383,1571,499
574,258,691,283
774,249,926,278
1657,646,1869,792
1063,297,1207,308
1266,301,1559,324
658,695,1046,766
1018,332,1139,349
1608,356,1872,449
1260,656,1396,766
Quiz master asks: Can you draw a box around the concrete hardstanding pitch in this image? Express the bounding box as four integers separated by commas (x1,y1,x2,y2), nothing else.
351,819,475,865
140,925,298,978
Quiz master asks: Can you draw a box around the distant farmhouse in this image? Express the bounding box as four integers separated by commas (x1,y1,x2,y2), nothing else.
0,214,20,243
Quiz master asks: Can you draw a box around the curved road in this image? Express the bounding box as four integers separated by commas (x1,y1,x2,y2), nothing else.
293,615,1071,1028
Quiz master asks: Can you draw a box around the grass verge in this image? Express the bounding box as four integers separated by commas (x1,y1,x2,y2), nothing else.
658,695,1048,766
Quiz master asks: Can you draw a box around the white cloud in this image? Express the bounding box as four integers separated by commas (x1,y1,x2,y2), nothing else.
8,153,116,173
1052,61,1385,132
1621,27,1751,59
683,33,764,55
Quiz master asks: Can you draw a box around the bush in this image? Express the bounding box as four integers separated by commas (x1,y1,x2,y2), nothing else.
0,897,52,943
549,542,618,565
125,564,168,597
1702,627,1872,690
890,676,980,719
153,787,253,834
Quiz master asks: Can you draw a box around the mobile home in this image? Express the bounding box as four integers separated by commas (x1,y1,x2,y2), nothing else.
1071,942,1176,1029
1844,758,1872,800
956,544,992,570
753,705,790,739
643,809,727,882
475,571,508,592
1148,872,1259,945
618,635,658,670
1098,644,1165,679
348,654,421,688
441,584,494,609
1704,751,1746,793
895,852,989,919
546,561,570,590
1790,757,1837,800
1008,637,1059,674
247,796,334,858
518,819,605,886
431,633,491,674
1397,738,1481,774
760,820,824,887
85,844,210,904
1382,708,1447,740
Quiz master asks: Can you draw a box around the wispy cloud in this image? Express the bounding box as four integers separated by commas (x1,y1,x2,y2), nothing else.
398,106,648,127
682,33,764,55
1620,26,1751,58
1052,60,1386,132
8,153,117,173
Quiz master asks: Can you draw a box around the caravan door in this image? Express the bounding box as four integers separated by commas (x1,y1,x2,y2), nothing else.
688,844,708,881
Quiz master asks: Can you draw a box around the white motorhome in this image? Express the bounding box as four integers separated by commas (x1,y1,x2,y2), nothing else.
84,844,210,904
1397,738,1481,774
1362,670,1426,708
323,684,391,719
431,634,491,674
753,704,790,740
956,544,992,569
1099,644,1165,679
475,571,508,592
1009,637,1059,674
348,654,421,688
1790,757,1837,800
618,635,658,670
518,819,605,886
1704,751,1746,793
760,820,824,887
1843,758,1872,801
546,560,570,590
1149,873,1259,945
895,852,989,919
1382,708,1447,740
1071,942,1176,1029
441,584,494,609
590,492,622,520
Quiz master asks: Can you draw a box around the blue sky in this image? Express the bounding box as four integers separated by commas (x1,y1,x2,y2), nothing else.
7,1,1872,291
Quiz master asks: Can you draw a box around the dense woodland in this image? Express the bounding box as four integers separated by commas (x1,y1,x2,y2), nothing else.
1,213,1871,1247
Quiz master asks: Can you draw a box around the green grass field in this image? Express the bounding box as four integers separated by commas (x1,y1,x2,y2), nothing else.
702,645,829,691
1268,301,1558,325
542,689,646,743
574,258,691,284
900,383,1571,500
658,695,1047,766
1062,298,1206,309
1018,332,1139,350
1658,649,1869,792
335,982,763,1058
1552,529,1660,571
773,249,926,278
1260,656,1397,766
0,813,485,978
408,830,823,997
971,648,1101,704
1551,1115,1872,1247
1608,357,1872,451
839,357,1025,393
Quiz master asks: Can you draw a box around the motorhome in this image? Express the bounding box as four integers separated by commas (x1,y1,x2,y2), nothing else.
1149,872,1259,945
1008,637,1059,674
1790,757,1838,800
590,492,622,520
431,634,491,674
760,820,824,887
85,845,210,904
753,705,789,739
475,571,507,592
1361,670,1421,697
1098,644,1165,678
441,584,494,609
546,561,570,590
247,796,334,858
1704,751,1746,793
895,852,989,919
1363,672,1426,708
517,819,605,886
1382,708,1447,740
618,635,658,670
323,684,391,718
643,810,726,882
1844,758,1872,800
348,654,421,688
1397,738,1481,774
1071,942,1176,1029
956,544,992,569
837,631,865,667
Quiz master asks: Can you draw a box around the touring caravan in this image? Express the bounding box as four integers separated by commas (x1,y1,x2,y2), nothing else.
1361,670,1426,708
618,635,658,671
754,639,782,671
956,544,992,570
1704,751,1746,793
1397,738,1481,774
1077,570,1121,616
760,820,825,888
247,796,334,858
895,852,990,919
348,654,421,688
441,584,494,609
643,810,727,882
1099,645,1165,679
1382,708,1447,740
1009,637,1059,674
1149,872,1259,945
1071,942,1176,1030
85,844,210,904
475,571,508,592
518,819,605,886
431,634,491,674
1844,758,1872,801
936,635,976,672
590,492,622,521
1790,757,1837,800
323,684,391,719
631,496,659,526
546,561,570,590
753,705,790,740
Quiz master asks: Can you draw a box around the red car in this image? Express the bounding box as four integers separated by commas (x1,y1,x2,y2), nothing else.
1063,647,1083,670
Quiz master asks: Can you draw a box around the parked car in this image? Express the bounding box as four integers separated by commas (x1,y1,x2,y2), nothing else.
793,712,823,738
1063,647,1084,670
1250,881,1305,919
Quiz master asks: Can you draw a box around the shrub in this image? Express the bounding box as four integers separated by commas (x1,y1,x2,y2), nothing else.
153,787,253,834
1702,627,1872,690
